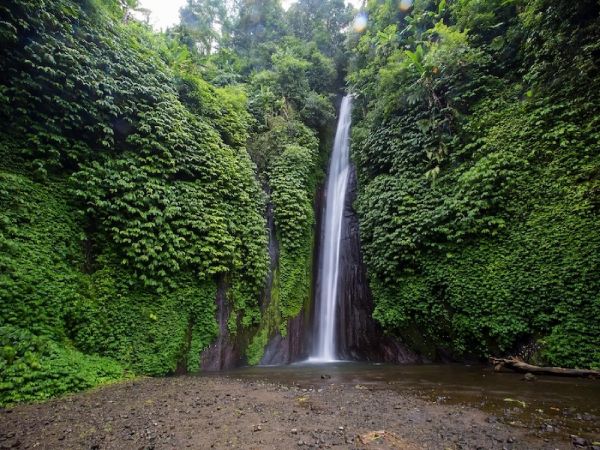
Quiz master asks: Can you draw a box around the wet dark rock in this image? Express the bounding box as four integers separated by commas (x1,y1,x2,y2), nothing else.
523,373,537,382
571,435,588,447
200,278,244,371
260,313,307,365
314,166,419,363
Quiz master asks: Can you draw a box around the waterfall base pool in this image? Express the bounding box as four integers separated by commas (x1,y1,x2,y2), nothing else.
207,362,600,442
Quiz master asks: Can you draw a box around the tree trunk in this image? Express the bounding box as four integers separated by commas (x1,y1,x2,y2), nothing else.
490,357,600,378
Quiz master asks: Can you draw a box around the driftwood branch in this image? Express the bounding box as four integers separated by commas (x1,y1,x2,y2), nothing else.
490,357,600,378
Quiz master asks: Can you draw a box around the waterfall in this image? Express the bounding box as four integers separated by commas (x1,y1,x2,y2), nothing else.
311,95,352,362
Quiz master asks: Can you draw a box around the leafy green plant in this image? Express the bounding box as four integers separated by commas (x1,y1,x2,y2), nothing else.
349,0,600,367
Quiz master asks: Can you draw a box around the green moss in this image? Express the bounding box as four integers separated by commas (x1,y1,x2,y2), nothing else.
0,172,84,339
0,325,126,406
70,268,219,375
244,230,315,364
246,327,269,366
278,242,313,337
244,265,283,365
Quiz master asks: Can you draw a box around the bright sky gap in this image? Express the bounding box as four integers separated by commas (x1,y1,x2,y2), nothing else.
137,0,362,31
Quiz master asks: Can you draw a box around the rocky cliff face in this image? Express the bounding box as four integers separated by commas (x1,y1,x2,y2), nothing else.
259,196,310,365
201,158,418,370
261,162,419,365
333,167,418,363
200,278,243,371
259,312,308,364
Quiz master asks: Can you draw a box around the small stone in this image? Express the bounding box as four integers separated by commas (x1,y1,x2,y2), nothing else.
320,374,331,379
338,426,344,431
571,435,588,447
523,373,537,382
297,440,304,446
291,428,298,434
253,425,262,432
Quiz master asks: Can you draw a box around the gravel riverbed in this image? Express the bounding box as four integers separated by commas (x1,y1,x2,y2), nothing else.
0,376,591,449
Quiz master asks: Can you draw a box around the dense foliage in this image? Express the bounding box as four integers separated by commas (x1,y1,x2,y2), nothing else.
0,0,268,404
349,0,600,367
0,0,348,403
2,0,597,407
176,0,351,361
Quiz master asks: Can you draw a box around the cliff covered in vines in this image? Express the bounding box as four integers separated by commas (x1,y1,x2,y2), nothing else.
0,0,348,404
348,0,600,368
3,0,596,408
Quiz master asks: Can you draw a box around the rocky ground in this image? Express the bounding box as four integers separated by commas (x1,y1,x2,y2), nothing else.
0,376,595,449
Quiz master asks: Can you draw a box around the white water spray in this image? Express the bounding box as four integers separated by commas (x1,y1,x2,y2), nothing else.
310,95,352,362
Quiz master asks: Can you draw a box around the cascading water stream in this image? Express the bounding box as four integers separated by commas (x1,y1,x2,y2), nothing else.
310,95,352,362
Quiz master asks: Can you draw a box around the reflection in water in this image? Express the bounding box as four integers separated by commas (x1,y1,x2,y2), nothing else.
206,362,600,439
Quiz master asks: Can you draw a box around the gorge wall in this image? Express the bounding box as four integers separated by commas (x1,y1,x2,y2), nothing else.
335,168,418,363
244,119,419,366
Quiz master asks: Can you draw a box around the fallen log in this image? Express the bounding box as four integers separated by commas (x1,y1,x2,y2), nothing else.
490,357,600,378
